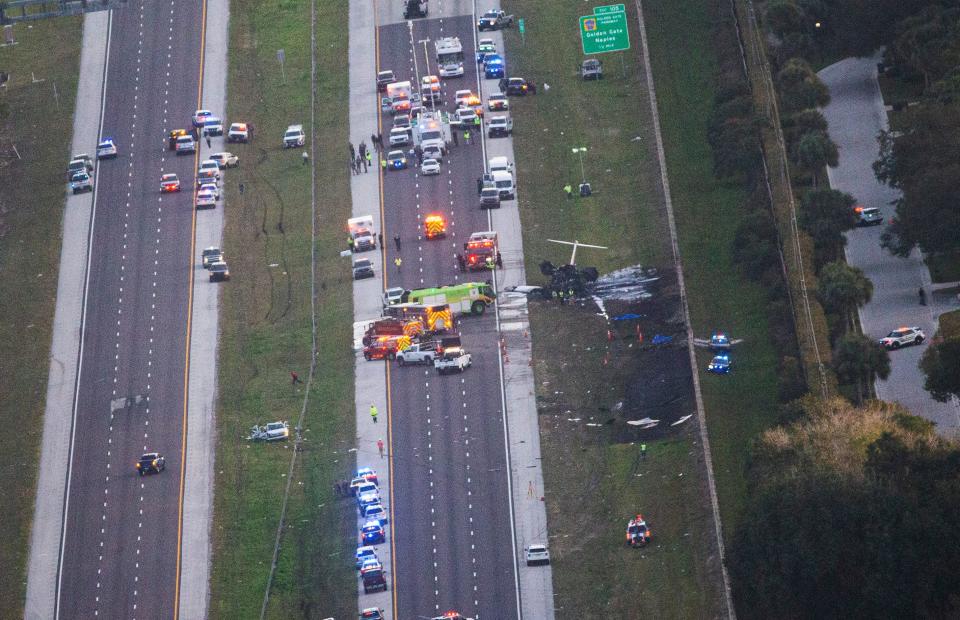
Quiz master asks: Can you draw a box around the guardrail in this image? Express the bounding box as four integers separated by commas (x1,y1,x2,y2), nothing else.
1,0,126,25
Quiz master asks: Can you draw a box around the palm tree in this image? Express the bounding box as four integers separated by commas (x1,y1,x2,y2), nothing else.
833,333,891,403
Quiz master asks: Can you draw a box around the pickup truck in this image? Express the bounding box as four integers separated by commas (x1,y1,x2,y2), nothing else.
434,347,472,374
487,116,513,138
67,154,93,180
283,124,305,148
477,9,513,31
395,342,437,366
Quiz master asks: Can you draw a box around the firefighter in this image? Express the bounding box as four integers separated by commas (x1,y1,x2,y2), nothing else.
456,253,466,272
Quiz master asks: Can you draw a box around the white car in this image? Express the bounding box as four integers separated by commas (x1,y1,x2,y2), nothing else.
202,116,224,136
209,152,239,168
455,106,477,125
198,159,221,179
389,126,411,147
227,122,250,143
878,326,925,350
196,185,218,208
96,138,118,159
175,134,196,154
487,92,509,111
525,544,550,566
192,109,213,127
420,158,440,176
383,287,404,306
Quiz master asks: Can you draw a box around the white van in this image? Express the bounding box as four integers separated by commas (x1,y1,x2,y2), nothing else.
488,156,514,174
491,170,515,200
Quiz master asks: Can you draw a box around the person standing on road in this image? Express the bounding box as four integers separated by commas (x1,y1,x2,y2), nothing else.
377,439,385,459
452,130,459,146
496,251,503,269
456,253,466,272
394,257,403,271
347,236,355,252
359,141,367,159
394,235,402,251
206,135,212,149
919,287,927,306
464,130,471,145
365,150,373,172
378,232,384,249
369,404,379,424
370,133,379,152
473,115,481,132
356,155,364,173
349,142,356,161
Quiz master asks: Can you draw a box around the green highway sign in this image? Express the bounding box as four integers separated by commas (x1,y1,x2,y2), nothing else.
594,4,625,14
580,6,630,55
518,17,525,33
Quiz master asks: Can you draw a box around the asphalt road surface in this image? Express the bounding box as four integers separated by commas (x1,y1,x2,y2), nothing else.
376,13,520,620
56,1,206,617
819,56,960,432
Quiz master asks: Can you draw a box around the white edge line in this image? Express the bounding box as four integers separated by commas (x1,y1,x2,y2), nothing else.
54,9,114,620
470,2,523,618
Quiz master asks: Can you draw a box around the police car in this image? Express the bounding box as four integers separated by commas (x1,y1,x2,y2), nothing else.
70,171,93,194
356,466,378,485
363,502,389,526
879,326,925,350
136,452,166,476
196,184,219,209
192,109,213,127
355,545,378,569
160,173,181,192
487,92,509,111
96,137,117,159
361,520,386,545
483,53,505,79
386,150,408,170
476,38,496,63
707,353,731,374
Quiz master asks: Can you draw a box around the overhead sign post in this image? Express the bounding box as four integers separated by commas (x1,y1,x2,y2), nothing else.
579,4,630,55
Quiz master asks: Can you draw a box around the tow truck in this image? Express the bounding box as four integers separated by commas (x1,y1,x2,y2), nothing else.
168,128,190,150
434,346,472,374
477,9,513,31
423,213,447,239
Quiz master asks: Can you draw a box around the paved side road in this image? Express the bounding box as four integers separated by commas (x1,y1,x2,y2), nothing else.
25,12,110,619
819,55,960,432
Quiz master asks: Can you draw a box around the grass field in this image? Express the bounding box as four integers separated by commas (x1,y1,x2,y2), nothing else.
0,17,81,612
207,1,356,617
642,0,782,528
499,0,758,616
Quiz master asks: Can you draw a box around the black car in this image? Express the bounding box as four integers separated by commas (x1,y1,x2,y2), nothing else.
353,258,375,280
403,0,427,19
499,77,532,96
376,70,395,92
137,453,166,476
209,262,230,282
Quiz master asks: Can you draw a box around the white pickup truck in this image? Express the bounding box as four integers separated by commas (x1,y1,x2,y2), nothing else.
395,342,437,366
434,347,472,374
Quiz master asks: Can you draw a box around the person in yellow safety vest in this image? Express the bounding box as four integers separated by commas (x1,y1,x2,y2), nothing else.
347,236,355,252
381,158,387,169
394,257,402,270
473,115,481,130
485,256,495,270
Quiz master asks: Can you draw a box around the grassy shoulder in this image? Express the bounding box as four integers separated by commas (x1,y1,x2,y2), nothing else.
642,0,783,529
502,0,726,616
0,17,81,612
208,1,356,617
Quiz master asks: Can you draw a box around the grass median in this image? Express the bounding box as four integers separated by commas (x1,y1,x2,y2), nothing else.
0,17,81,612
208,0,356,617
500,0,748,616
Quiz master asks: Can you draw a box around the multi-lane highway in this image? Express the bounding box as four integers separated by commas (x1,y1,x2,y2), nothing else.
55,1,206,617
375,8,520,620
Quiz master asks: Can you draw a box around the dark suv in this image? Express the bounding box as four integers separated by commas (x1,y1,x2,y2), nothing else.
137,453,166,476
